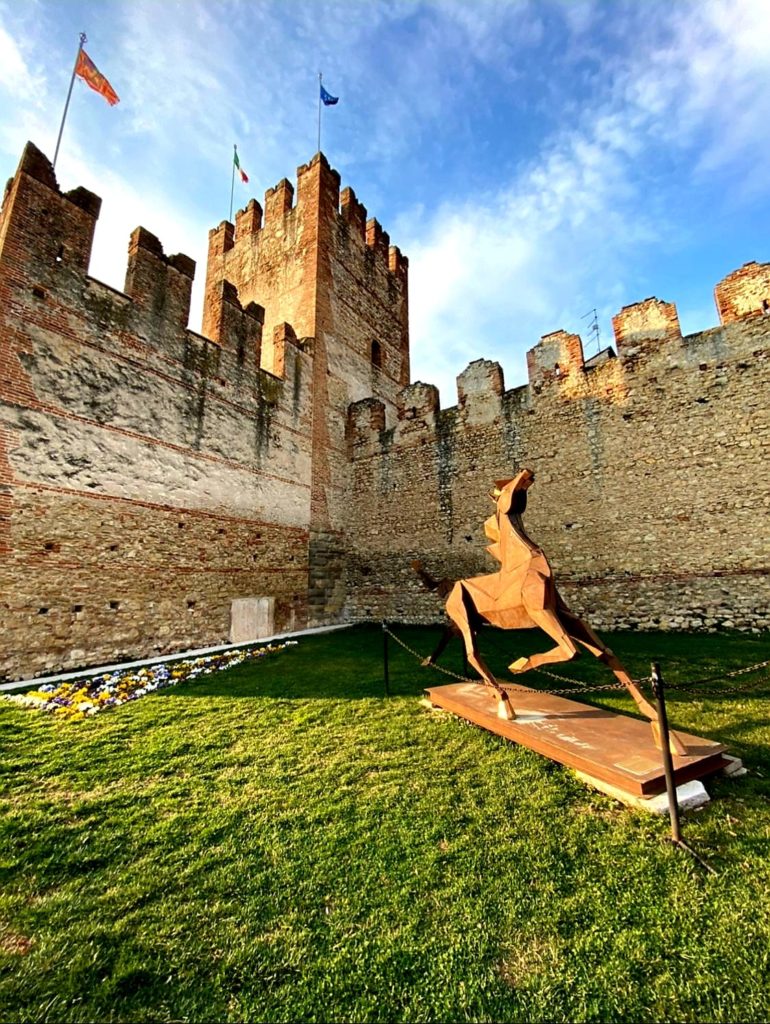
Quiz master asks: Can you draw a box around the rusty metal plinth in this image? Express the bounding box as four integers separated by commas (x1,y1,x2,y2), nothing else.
425,682,729,797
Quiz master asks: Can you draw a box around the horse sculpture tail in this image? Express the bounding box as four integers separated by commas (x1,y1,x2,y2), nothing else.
410,561,465,673
411,560,454,599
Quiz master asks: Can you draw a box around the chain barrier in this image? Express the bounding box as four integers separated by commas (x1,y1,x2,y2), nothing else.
382,625,770,698
384,626,629,696
662,658,770,695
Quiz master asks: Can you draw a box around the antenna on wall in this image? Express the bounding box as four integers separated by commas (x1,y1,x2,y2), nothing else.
581,308,601,356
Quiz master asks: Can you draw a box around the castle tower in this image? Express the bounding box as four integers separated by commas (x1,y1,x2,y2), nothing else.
203,153,409,621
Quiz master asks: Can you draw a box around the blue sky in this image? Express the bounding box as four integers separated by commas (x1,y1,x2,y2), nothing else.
1,0,768,406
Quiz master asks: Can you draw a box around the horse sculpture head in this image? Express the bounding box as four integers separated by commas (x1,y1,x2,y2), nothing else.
489,468,535,516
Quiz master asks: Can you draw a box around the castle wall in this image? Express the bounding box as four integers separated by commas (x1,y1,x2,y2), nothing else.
1,139,767,679
346,284,770,635
0,144,314,679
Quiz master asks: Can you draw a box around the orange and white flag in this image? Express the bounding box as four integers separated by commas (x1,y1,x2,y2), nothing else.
75,49,119,106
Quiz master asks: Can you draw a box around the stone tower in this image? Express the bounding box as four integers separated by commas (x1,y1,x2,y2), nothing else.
203,152,409,621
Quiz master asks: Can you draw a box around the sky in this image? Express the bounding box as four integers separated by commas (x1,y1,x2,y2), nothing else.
1,0,769,406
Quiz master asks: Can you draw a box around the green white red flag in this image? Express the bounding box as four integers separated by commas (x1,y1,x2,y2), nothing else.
234,146,248,183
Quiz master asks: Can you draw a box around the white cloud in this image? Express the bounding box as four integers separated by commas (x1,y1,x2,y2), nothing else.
0,5,47,105
0,22,34,98
405,127,645,404
115,1,236,151
559,0,597,37
56,144,210,321
405,0,770,405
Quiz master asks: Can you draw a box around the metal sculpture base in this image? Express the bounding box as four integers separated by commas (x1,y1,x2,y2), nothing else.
425,682,729,798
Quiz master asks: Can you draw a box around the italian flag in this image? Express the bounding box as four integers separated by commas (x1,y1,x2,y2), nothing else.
233,146,248,183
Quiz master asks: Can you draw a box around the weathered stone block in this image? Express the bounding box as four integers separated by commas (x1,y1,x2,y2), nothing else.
229,596,275,643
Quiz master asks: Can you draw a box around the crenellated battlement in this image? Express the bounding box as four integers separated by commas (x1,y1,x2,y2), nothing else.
389,244,408,279
340,186,367,241
527,330,584,386
0,142,102,278
346,265,770,638
125,226,196,330
204,279,264,371
264,177,294,223
348,263,770,455
0,142,315,407
0,144,322,680
393,381,439,443
235,198,262,237
209,154,405,281
0,141,411,662
715,261,770,323
612,297,681,360
346,396,386,450
456,359,505,425
207,219,234,259
365,217,389,262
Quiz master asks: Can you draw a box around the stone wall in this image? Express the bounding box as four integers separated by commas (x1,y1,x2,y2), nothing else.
346,269,770,634
0,144,314,679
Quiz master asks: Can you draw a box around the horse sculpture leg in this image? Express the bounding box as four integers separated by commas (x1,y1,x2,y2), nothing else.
421,623,458,667
555,604,688,756
508,607,580,673
446,582,515,720
506,572,580,673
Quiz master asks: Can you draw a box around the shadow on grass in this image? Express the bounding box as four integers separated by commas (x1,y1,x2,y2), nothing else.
148,623,770,770
151,624,462,702
150,623,770,705
150,624,627,703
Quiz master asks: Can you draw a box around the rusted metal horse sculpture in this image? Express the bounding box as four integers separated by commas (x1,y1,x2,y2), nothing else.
442,469,686,754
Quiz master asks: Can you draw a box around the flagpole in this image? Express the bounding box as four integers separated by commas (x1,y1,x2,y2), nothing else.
229,144,237,222
317,71,322,153
53,32,87,170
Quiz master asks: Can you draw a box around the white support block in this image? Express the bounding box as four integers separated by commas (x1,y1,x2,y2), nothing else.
721,754,747,777
574,771,711,814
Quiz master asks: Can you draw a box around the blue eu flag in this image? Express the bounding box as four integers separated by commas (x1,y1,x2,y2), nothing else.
320,83,339,106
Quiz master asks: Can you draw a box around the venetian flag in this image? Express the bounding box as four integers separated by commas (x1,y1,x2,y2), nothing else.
75,48,119,106
234,146,249,183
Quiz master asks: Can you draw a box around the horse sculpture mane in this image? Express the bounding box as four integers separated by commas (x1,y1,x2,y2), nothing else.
434,469,685,754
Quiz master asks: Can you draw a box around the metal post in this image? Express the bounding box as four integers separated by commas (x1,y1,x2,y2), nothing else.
53,32,87,170
229,145,237,222
382,621,390,696
651,661,682,844
317,72,322,153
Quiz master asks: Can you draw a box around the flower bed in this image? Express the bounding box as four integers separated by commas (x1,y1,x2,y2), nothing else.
2,641,298,721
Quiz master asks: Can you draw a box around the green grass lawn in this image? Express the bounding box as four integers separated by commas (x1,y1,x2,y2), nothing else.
2,624,770,1023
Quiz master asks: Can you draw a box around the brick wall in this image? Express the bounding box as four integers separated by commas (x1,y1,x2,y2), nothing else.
0,143,314,679
1,139,768,679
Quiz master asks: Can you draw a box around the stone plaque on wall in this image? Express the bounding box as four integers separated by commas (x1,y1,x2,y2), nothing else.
229,597,275,643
